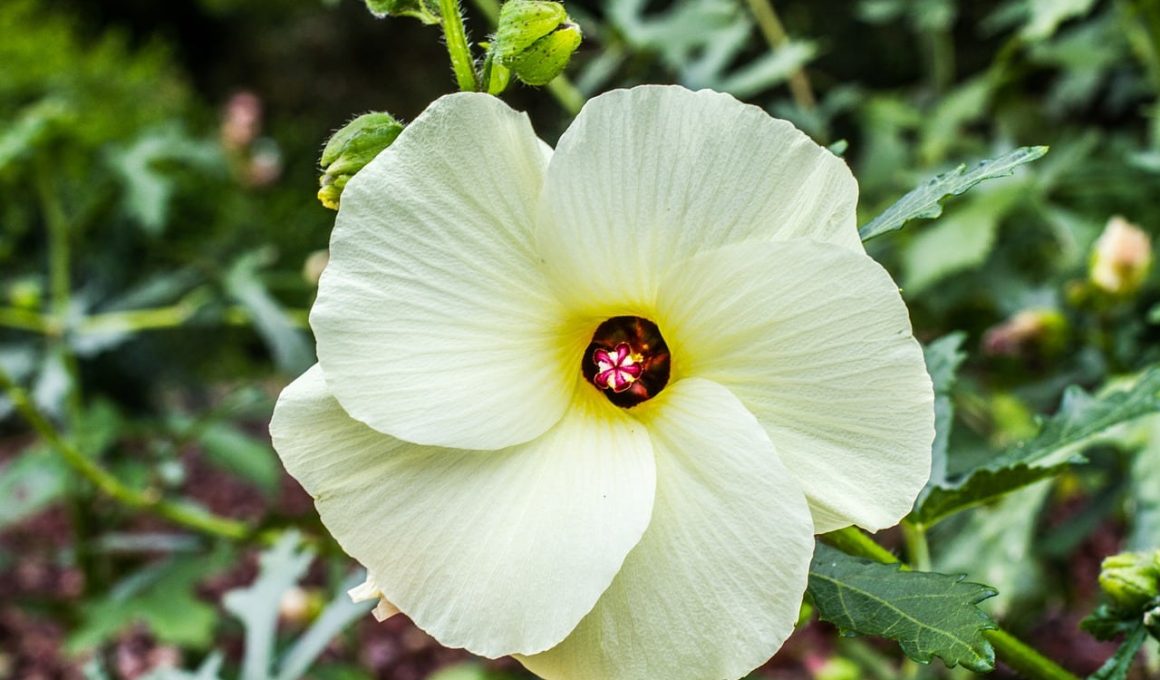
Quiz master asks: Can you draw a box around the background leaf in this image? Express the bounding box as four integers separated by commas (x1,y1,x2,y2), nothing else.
858,146,1049,241
916,367,1160,524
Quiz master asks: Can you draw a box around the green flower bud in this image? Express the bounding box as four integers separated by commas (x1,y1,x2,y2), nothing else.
1098,551,1160,612
363,0,440,24
318,112,404,211
492,0,581,86
495,0,568,60
509,23,582,86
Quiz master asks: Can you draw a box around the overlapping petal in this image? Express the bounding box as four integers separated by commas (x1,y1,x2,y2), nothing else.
655,242,934,533
519,378,814,680
312,92,573,450
270,366,657,658
537,85,860,315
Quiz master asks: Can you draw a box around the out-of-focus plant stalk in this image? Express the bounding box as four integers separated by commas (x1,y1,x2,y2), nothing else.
469,0,584,114
440,0,478,91
0,304,309,335
900,520,931,572
821,527,1082,680
0,367,252,541
742,0,816,110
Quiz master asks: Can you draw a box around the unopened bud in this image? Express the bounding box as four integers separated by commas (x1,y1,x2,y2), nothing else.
303,249,329,287
363,0,440,24
1090,216,1152,296
278,586,324,626
318,112,404,210
981,308,1066,358
221,91,262,152
1098,550,1160,612
493,0,581,86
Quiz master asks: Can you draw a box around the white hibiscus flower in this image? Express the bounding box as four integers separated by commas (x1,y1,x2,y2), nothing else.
270,85,934,680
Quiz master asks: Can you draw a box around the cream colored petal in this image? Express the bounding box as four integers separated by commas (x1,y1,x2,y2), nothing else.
656,242,934,533
312,92,573,451
270,366,655,658
520,378,814,680
537,85,860,316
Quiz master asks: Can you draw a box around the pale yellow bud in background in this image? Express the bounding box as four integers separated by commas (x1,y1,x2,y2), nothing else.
1089,216,1153,296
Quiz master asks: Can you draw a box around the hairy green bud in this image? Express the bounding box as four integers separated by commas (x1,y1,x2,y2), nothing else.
1098,551,1160,612
509,23,581,86
363,0,440,24
492,0,581,87
318,112,404,211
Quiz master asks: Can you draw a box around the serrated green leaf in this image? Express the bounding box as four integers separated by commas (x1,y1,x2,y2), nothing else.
808,543,998,671
1089,624,1148,680
916,368,1160,525
859,146,1049,241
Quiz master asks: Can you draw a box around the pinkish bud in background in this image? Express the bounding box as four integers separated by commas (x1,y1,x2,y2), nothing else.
1089,216,1153,296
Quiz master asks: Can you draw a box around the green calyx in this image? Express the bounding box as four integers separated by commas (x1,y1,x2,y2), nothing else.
318,112,404,211
491,0,581,89
1098,550,1160,613
363,0,440,24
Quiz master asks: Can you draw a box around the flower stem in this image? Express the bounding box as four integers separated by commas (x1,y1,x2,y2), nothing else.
439,0,478,91
820,527,1081,680
742,0,816,110
900,519,931,572
0,366,252,541
984,628,1083,680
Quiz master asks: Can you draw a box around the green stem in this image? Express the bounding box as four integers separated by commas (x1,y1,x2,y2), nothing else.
0,367,252,541
546,77,584,115
821,527,1081,680
984,628,1083,680
901,520,932,572
439,0,478,91
742,0,816,109
467,0,586,114
37,162,70,322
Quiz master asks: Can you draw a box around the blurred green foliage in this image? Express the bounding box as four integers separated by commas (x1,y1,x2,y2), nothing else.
3,0,1160,677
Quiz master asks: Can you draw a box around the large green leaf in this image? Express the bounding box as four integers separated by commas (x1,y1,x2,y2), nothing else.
916,368,1160,525
859,146,1049,241
808,543,998,672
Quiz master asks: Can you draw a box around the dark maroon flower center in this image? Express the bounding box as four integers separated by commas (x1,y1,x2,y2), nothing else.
582,316,670,408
